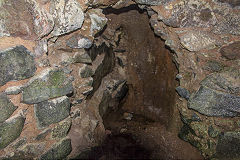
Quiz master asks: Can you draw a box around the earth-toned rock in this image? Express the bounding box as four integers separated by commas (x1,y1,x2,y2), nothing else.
34,96,71,128
0,46,36,86
220,41,240,60
22,68,73,104
0,0,54,39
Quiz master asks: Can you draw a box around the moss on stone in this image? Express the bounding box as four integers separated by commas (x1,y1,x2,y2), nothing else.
0,116,25,149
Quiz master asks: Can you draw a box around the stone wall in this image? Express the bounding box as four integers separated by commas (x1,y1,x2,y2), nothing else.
0,0,240,159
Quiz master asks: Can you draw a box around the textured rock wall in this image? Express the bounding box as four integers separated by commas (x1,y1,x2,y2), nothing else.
0,0,240,159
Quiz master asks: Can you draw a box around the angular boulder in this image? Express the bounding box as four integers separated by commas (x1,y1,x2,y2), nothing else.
50,0,84,36
179,30,219,51
66,34,93,49
0,0,54,39
34,96,71,128
188,86,240,117
22,68,73,104
0,116,25,149
88,9,108,36
0,93,17,123
0,45,36,86
40,138,72,160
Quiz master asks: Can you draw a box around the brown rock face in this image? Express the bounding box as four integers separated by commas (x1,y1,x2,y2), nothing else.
220,41,240,60
104,5,177,125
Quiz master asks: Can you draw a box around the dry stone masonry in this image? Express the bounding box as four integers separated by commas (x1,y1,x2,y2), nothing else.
0,0,239,159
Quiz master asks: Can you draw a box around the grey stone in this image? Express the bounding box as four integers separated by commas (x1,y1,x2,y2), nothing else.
134,0,173,5
50,0,84,36
156,0,217,28
34,96,70,128
213,12,240,35
5,85,23,95
188,86,240,117
88,9,108,36
80,66,94,78
176,86,190,100
33,39,48,57
0,0,54,39
200,68,240,95
0,45,36,86
0,116,25,149
0,93,17,123
19,143,46,157
179,30,219,51
73,52,92,64
216,132,240,159
203,60,224,72
22,68,73,104
40,138,72,160
66,34,93,49
51,118,71,139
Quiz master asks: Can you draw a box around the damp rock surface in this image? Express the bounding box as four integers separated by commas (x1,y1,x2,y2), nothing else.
216,132,240,159
0,93,17,123
0,45,36,86
34,96,70,128
22,69,73,104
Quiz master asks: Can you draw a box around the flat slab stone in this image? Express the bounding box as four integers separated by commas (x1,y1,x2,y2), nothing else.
0,45,36,86
22,68,73,104
188,86,240,117
0,93,17,123
40,138,72,160
50,0,84,36
179,30,219,51
34,96,70,128
0,116,25,149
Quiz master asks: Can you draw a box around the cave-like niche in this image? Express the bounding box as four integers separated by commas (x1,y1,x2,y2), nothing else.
100,5,178,127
